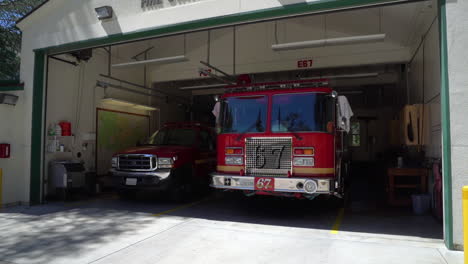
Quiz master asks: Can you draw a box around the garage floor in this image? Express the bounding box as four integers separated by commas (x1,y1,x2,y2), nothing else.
0,192,462,264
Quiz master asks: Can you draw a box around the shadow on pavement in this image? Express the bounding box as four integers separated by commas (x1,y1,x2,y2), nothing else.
0,189,443,263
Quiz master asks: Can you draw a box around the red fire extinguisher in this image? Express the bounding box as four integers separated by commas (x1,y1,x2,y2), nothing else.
0,144,10,158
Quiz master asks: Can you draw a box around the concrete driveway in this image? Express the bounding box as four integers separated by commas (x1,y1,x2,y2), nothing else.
0,192,462,264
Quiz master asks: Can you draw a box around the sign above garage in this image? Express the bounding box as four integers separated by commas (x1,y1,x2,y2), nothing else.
141,0,205,9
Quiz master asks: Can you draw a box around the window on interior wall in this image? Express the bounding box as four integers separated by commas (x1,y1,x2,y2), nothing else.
350,121,360,147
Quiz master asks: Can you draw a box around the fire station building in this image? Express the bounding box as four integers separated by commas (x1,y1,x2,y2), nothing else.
0,0,467,253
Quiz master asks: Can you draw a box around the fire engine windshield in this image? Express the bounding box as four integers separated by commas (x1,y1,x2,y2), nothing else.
220,96,268,133
271,93,333,133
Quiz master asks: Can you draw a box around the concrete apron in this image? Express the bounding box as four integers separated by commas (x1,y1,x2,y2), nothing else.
0,197,462,264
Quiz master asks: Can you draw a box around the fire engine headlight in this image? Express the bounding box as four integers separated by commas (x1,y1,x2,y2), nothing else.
158,157,174,168
111,157,118,168
304,180,318,194
293,157,314,166
225,156,243,165
317,180,330,192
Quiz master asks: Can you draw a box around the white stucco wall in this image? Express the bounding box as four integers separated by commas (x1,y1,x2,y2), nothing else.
0,90,27,205
445,0,468,249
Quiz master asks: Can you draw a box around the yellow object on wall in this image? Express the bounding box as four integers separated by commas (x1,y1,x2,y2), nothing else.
463,186,468,263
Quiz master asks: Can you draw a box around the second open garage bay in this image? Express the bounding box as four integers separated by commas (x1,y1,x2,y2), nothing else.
0,192,459,264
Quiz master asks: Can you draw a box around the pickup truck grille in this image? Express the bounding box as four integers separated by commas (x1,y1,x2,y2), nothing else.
118,154,156,171
245,137,292,177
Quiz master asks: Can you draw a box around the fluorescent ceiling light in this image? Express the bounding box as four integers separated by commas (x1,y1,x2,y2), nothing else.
272,34,386,51
301,73,379,80
133,105,160,111
179,83,227,91
112,55,187,68
95,6,113,20
101,98,158,111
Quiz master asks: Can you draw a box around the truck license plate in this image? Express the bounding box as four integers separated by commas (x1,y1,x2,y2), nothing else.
126,178,137,186
254,177,275,191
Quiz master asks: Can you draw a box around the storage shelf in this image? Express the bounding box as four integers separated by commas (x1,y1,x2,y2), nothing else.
387,168,428,207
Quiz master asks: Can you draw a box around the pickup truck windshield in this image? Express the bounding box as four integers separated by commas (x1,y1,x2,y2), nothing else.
271,93,333,133
145,128,197,146
220,96,267,133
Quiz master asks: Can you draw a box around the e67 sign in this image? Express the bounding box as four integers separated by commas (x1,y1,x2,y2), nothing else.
297,59,313,68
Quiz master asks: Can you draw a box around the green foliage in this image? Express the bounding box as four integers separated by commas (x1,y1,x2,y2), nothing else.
0,0,45,79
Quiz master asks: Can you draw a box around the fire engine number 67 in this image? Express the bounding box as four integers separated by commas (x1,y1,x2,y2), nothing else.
210,79,350,201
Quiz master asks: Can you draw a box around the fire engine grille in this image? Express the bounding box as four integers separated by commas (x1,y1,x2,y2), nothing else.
118,154,157,171
245,137,292,177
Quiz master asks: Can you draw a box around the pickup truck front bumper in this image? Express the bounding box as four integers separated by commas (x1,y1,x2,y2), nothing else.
210,173,334,194
110,169,173,191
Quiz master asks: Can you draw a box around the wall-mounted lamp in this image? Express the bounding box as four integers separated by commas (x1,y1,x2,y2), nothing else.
0,93,19,106
95,6,113,20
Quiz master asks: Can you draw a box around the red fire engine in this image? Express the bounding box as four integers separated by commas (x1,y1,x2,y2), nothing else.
210,79,349,200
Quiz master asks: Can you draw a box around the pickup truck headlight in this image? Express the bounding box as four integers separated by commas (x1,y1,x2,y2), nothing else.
225,156,243,165
111,157,118,168
158,157,174,168
293,157,314,166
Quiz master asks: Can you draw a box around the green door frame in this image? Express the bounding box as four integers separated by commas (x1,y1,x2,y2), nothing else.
438,0,453,250
30,50,45,205
29,0,454,249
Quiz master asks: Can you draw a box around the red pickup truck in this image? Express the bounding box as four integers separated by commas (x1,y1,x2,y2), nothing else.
110,122,217,200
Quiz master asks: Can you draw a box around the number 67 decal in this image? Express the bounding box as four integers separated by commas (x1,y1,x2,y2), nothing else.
255,177,275,191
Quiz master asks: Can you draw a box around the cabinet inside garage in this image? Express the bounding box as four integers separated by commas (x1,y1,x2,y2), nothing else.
42,0,443,240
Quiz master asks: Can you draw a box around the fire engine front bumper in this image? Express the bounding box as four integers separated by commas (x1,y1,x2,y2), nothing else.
210,173,334,194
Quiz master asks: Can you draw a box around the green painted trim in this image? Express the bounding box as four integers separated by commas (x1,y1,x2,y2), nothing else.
0,85,24,92
38,0,413,55
438,0,453,250
0,80,21,85
0,80,24,91
30,50,45,205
